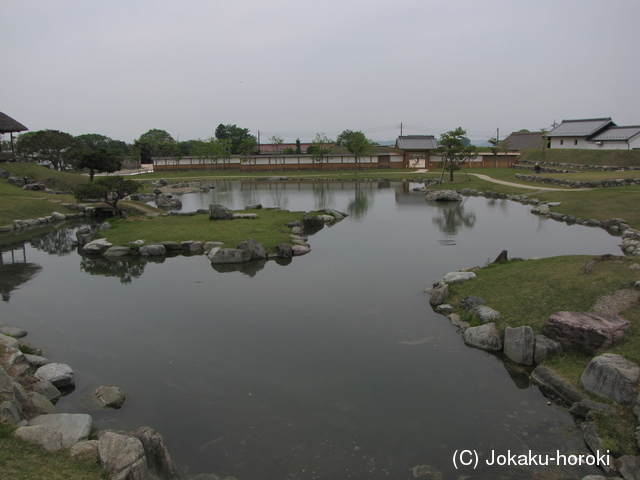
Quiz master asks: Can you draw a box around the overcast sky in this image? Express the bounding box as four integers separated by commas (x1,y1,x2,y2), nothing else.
2,0,638,144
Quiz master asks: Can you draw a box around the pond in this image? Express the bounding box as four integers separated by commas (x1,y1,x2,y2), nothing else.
0,181,620,479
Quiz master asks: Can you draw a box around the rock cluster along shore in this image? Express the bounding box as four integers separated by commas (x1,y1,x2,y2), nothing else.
427,260,640,479
0,320,200,480
77,204,348,266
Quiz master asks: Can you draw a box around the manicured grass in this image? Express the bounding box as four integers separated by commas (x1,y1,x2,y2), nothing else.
101,209,308,252
520,148,640,167
0,420,107,480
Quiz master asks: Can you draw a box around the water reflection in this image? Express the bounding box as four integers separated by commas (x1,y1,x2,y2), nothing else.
79,255,148,284
0,243,42,302
29,227,78,256
430,199,477,235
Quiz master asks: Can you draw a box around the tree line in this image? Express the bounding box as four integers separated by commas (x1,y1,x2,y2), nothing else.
9,124,382,177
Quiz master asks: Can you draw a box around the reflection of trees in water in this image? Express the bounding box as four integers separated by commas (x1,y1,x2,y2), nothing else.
431,200,476,235
29,228,78,256
312,182,335,211
239,182,262,208
267,182,289,209
347,183,374,219
79,255,148,284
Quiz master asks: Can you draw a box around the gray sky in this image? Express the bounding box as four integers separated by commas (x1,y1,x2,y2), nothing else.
2,0,638,144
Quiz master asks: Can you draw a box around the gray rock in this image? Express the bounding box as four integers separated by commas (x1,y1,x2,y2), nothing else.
237,238,267,259
69,440,100,461
0,333,19,349
291,245,311,256
75,227,94,246
35,363,75,389
531,365,585,404
448,313,470,330
99,431,150,480
581,422,616,476
580,353,640,405
155,194,182,208
82,238,112,255
531,204,551,215
302,215,324,228
209,203,233,220
542,311,630,355
425,190,462,201
232,213,259,219
155,241,181,251
276,243,293,259
23,354,49,367
29,413,92,447
441,271,476,283
94,385,126,409
131,426,180,480
139,244,166,256
503,326,535,365
103,246,134,257
618,456,640,480
25,391,56,416
33,379,61,404
458,295,485,310
471,305,500,323
534,334,563,364
14,425,64,452
207,247,251,264
435,304,453,314
0,325,27,338
318,214,335,223
569,400,616,419
0,400,24,424
429,283,449,306
462,323,502,352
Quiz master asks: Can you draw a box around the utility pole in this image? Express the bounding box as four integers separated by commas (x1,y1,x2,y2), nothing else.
400,123,403,136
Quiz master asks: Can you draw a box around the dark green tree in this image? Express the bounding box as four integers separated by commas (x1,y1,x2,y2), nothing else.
132,129,176,163
75,134,128,156
434,127,478,182
310,132,333,171
214,124,256,155
74,176,141,217
295,139,302,154
75,148,122,182
335,130,373,169
15,129,78,171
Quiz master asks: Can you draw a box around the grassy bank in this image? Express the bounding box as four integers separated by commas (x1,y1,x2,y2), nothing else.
445,255,640,456
519,148,640,167
0,418,106,479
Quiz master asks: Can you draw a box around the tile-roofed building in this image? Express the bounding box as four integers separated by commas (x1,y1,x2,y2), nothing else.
546,117,640,150
395,135,438,168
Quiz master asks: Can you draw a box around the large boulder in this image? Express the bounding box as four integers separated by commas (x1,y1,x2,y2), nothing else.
94,385,126,409
533,334,562,364
99,431,149,480
82,238,112,255
35,363,75,389
207,247,251,264
429,284,449,307
28,413,92,447
542,311,630,355
75,227,94,246
155,194,182,208
462,323,502,352
130,426,180,480
580,353,640,405
276,243,293,259
209,203,233,220
237,238,267,259
139,244,167,256
471,305,500,324
503,326,535,365
425,190,462,202
14,425,63,452
103,246,134,257
291,245,311,256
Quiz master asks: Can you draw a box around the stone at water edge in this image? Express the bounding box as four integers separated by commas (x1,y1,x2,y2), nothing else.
580,353,640,405
94,385,126,409
462,323,502,352
28,413,92,448
35,363,75,389
503,326,535,365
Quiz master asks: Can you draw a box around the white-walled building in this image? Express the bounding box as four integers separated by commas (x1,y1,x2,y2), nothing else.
547,118,640,150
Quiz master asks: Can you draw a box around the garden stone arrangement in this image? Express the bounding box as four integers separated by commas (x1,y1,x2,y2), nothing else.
76,204,348,267
426,252,640,479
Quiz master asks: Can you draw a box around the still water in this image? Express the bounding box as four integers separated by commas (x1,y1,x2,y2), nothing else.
0,181,620,479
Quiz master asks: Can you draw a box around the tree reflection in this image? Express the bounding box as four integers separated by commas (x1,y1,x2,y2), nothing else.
0,262,42,302
312,182,335,211
347,183,374,219
431,200,476,235
79,255,147,284
29,228,78,256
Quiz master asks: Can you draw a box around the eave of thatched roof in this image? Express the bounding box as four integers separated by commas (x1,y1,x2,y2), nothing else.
0,111,28,133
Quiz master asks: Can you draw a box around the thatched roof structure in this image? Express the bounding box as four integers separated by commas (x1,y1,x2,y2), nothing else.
0,111,28,133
